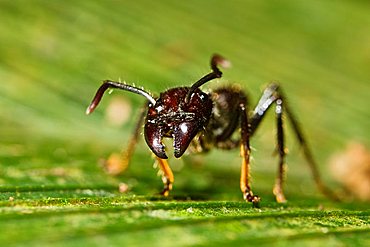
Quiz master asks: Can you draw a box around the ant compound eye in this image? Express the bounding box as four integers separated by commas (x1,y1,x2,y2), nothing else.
199,94,206,101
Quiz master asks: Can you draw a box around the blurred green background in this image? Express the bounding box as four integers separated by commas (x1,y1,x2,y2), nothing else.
0,0,369,246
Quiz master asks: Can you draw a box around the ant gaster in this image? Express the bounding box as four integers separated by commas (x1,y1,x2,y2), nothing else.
86,54,339,205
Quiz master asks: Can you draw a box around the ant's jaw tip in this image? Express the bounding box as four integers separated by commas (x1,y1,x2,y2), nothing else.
174,148,182,159
156,150,168,159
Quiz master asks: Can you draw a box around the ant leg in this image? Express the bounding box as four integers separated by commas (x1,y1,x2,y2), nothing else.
249,83,288,202
239,95,260,204
156,157,174,196
105,105,147,175
283,102,340,201
250,83,339,201
273,98,287,203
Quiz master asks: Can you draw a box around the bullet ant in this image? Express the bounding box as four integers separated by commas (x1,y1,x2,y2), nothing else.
87,54,338,205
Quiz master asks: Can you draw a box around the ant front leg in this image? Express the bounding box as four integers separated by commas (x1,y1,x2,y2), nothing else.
239,94,260,205
156,157,174,196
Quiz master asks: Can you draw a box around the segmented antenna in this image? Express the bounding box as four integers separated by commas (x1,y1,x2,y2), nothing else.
185,54,230,103
86,80,156,115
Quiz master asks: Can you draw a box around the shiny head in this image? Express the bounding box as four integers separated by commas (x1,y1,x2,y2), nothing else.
144,87,213,159
86,54,228,159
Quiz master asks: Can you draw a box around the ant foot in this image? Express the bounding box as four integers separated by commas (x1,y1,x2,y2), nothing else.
160,183,173,197
273,186,287,203
275,194,287,203
160,189,170,197
244,191,261,206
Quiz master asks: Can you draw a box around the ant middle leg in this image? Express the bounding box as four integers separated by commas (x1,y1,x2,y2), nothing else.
249,83,289,202
273,98,287,203
249,83,339,202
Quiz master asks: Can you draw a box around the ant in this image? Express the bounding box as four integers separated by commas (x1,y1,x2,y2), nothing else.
86,54,338,205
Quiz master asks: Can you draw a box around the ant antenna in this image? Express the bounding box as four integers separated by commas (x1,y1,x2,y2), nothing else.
86,80,156,115
185,54,230,103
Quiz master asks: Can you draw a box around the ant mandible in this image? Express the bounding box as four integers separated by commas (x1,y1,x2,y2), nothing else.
86,54,338,205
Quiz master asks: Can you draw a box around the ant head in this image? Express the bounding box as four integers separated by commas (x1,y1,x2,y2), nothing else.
86,54,229,159
144,54,230,159
144,87,212,159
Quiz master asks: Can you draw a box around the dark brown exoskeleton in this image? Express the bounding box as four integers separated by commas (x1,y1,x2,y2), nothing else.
86,54,338,205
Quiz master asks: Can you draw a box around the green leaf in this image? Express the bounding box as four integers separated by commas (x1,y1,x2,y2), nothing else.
0,0,369,246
